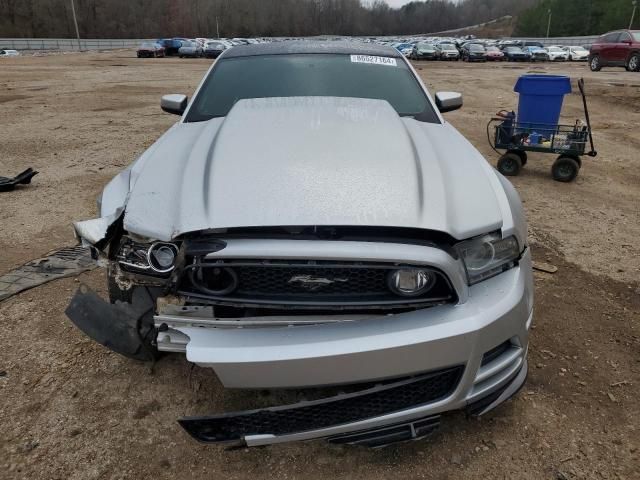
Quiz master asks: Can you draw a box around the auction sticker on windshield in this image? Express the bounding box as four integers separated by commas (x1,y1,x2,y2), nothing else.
350,55,397,66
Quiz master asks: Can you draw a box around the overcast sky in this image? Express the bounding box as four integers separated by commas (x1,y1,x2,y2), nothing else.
385,0,458,8
383,0,458,7
384,0,414,7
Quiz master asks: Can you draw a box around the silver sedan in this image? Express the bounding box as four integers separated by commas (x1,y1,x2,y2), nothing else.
67,41,533,448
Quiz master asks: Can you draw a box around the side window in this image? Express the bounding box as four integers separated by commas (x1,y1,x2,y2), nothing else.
619,32,631,43
603,32,621,43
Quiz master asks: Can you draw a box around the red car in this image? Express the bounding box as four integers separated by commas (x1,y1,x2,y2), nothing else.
137,42,165,58
485,46,505,61
589,29,640,72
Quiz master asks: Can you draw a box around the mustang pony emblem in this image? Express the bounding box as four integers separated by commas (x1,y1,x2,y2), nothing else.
288,275,349,291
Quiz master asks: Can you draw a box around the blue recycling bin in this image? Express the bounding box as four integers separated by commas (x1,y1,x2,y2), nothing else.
514,75,572,127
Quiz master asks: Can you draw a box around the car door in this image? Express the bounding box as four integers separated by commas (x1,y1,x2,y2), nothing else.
600,32,621,64
616,32,633,64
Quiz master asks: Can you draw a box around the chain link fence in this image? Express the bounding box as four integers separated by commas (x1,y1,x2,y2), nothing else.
0,38,149,51
507,36,599,46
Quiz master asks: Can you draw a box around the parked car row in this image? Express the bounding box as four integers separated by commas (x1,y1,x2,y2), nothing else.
396,37,589,63
372,31,640,73
136,37,270,59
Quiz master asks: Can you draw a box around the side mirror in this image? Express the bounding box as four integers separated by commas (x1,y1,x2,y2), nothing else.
161,94,188,115
435,91,463,113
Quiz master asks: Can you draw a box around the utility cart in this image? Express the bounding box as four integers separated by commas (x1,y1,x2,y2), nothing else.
488,77,597,182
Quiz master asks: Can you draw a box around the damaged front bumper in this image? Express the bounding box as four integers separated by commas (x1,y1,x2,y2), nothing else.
173,245,531,446
65,248,532,447
180,360,527,447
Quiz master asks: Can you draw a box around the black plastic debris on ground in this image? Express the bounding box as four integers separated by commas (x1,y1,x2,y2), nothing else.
0,246,96,302
0,168,38,192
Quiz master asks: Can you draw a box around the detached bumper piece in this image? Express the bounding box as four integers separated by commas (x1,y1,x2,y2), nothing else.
179,366,463,447
0,168,38,192
65,285,157,361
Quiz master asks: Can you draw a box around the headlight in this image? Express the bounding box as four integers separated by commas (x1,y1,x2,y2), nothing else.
147,243,179,273
116,238,179,275
456,234,520,285
387,268,437,297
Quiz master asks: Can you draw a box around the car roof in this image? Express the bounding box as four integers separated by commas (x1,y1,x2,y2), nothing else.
223,40,402,59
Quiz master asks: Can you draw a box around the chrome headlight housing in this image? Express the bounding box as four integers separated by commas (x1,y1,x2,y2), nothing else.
455,233,520,285
116,237,179,275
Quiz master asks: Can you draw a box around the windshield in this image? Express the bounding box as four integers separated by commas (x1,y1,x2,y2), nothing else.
486,46,499,52
469,44,484,51
507,47,523,52
182,41,195,48
633,32,640,41
440,44,456,51
207,43,224,49
548,47,562,52
185,54,438,123
417,43,435,50
572,46,587,52
140,43,156,49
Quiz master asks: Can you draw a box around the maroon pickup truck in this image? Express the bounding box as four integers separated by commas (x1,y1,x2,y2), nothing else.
589,29,640,72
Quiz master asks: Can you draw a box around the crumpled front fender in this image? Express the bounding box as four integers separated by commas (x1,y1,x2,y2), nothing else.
73,209,124,249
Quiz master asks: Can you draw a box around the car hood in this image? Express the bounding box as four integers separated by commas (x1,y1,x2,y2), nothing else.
117,97,504,241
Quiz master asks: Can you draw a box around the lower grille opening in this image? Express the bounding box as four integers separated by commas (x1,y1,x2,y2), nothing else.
179,366,463,443
481,340,512,367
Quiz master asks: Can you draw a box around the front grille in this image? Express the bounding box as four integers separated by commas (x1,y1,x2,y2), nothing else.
237,265,387,295
179,259,456,309
179,366,463,443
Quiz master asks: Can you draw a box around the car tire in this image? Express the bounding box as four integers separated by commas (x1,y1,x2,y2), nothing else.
511,150,528,166
626,53,640,72
589,55,601,71
552,156,580,182
497,153,523,176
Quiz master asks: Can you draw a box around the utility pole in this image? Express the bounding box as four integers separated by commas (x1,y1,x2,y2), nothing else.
70,0,81,50
546,9,552,38
631,1,638,29
216,16,220,38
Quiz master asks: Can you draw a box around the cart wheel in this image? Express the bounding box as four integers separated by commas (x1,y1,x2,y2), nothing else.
552,156,580,182
497,153,522,176
510,150,527,166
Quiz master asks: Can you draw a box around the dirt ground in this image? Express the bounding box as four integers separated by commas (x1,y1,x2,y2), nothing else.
0,51,638,480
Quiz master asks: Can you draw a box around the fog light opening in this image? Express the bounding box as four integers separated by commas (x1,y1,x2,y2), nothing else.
387,269,436,297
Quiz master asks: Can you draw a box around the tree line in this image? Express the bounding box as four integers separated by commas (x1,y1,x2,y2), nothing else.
515,0,638,37
0,0,537,39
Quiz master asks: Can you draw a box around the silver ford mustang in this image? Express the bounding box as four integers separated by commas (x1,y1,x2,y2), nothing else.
67,41,533,448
